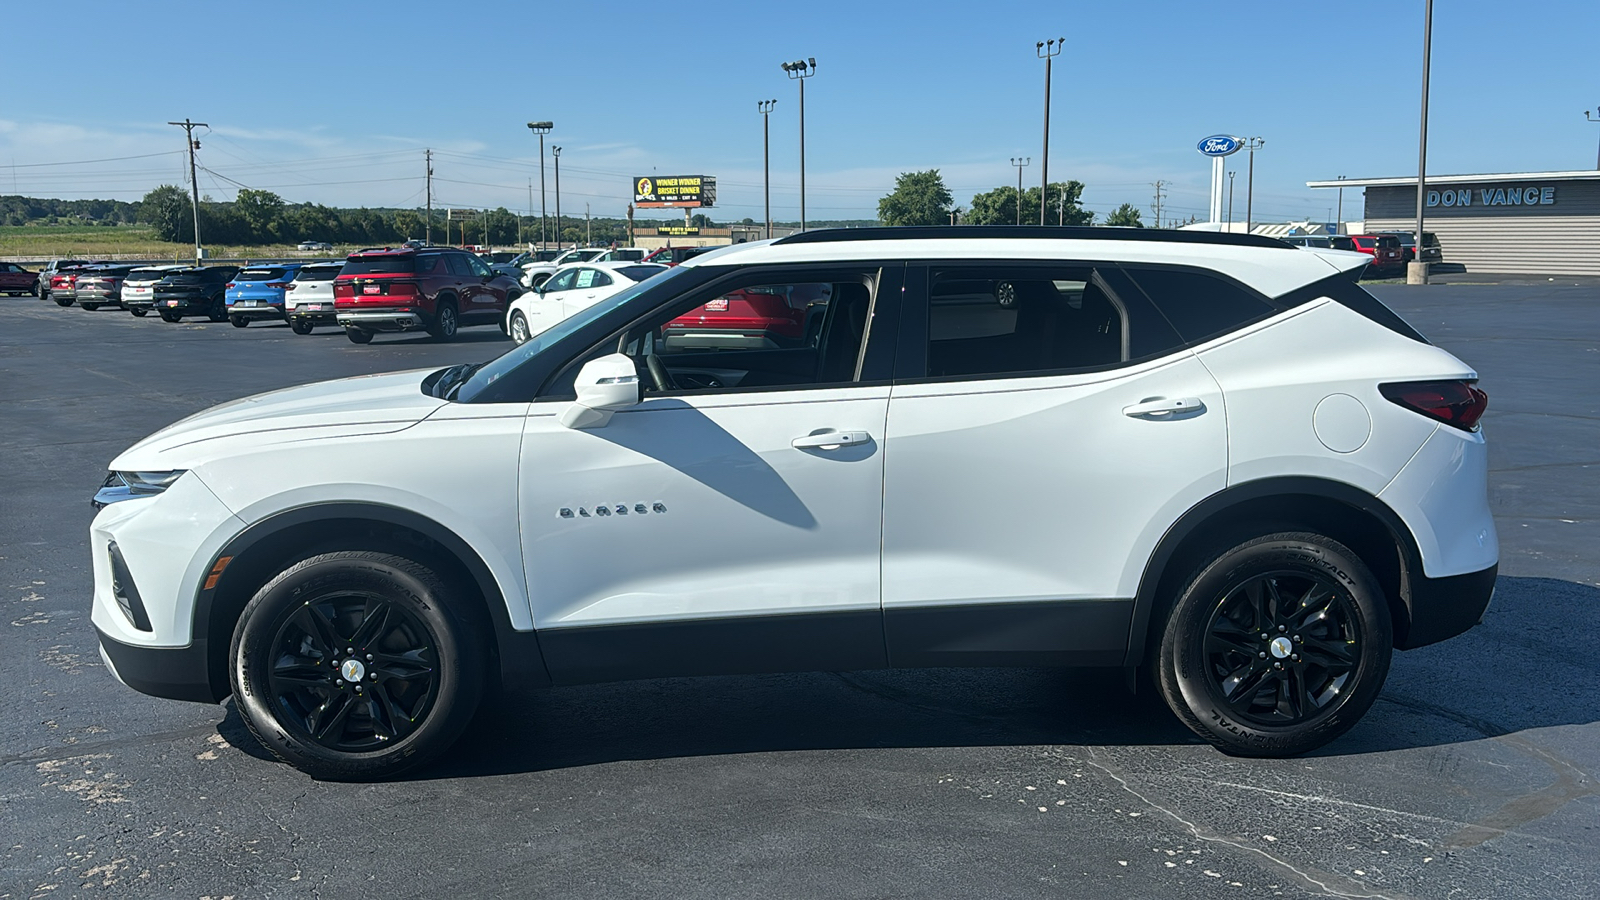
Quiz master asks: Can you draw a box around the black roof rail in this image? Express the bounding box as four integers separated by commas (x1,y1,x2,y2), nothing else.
772,225,1292,250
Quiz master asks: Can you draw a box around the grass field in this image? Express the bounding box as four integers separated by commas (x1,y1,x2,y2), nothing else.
0,225,348,261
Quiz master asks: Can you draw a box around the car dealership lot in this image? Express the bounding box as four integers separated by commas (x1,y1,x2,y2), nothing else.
1,289,1596,898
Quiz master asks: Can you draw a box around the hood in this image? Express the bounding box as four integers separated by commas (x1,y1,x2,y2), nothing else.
112,369,446,468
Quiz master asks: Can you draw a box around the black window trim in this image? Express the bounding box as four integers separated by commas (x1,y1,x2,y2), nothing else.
534,261,905,403
1115,260,1293,350
892,259,1173,386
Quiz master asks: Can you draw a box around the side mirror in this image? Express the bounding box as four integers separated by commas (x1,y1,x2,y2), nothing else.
559,353,641,429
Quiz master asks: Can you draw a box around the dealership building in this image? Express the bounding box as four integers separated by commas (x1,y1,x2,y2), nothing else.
1307,170,1600,275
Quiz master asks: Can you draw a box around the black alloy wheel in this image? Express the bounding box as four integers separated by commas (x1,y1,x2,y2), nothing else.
290,318,314,335
230,551,487,781
160,310,181,322
81,302,101,311
345,327,373,344
231,316,249,328
1157,532,1391,758
208,294,229,323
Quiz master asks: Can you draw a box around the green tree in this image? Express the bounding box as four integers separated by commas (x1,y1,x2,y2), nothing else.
138,185,192,242
1102,203,1144,228
234,189,285,242
964,181,1090,226
690,213,716,228
877,169,953,226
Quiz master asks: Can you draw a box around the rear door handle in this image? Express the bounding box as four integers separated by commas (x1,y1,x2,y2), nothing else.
1122,397,1204,418
792,430,871,450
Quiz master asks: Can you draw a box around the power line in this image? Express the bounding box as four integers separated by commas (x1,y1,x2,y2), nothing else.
5,150,185,169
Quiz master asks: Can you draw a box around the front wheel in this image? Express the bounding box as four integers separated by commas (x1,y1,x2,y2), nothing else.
1156,532,1392,758
345,327,373,344
508,310,530,344
229,551,488,781
130,307,148,317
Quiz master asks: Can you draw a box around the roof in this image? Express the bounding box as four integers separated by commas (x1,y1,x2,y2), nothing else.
682,229,1364,298
1308,170,1600,189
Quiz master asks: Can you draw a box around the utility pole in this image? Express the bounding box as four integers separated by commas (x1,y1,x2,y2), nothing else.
1587,108,1600,169
527,179,533,248
1411,0,1433,284
1242,137,1265,234
758,99,777,239
1150,180,1167,229
1011,157,1031,225
425,149,434,245
781,59,816,230
1227,171,1236,232
1036,38,1063,225
167,119,207,263
552,145,562,246
585,203,591,245
527,121,553,248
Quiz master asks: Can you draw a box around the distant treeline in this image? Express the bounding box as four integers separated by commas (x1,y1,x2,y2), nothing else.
0,195,143,226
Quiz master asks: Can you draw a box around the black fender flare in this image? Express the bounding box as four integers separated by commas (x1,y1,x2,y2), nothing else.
1124,476,1424,666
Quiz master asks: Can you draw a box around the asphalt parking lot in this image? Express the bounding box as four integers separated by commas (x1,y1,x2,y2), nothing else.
2,288,1596,899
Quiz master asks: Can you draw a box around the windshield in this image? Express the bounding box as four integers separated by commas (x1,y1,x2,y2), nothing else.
455,265,699,404
554,249,601,266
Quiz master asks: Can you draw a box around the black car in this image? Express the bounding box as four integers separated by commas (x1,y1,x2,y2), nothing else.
152,266,240,322
1377,232,1443,264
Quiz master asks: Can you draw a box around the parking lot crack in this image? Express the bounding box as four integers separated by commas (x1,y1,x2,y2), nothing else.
1084,749,1415,900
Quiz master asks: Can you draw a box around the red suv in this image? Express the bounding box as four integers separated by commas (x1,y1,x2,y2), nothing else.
664,283,826,349
1335,234,1405,275
333,247,523,344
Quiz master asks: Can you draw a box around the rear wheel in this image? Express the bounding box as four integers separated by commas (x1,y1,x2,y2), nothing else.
207,295,229,323
1156,532,1392,758
290,318,314,335
160,310,181,322
509,311,530,344
53,295,73,307
427,299,458,341
130,307,148,318
80,302,101,311
229,551,488,781
345,327,373,344
230,316,249,328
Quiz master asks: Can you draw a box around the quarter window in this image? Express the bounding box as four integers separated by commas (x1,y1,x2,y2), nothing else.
1123,267,1276,344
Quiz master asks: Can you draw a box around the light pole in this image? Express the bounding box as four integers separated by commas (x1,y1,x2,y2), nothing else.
1585,109,1600,170
781,58,816,231
552,145,562,246
1227,171,1235,232
1411,0,1434,284
758,99,777,239
526,121,552,248
1036,37,1063,225
1011,157,1031,225
1336,174,1346,233
1242,137,1264,234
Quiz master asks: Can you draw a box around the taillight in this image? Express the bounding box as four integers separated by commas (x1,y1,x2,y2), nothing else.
284,283,297,291
1380,380,1488,431
225,283,236,289
266,282,290,289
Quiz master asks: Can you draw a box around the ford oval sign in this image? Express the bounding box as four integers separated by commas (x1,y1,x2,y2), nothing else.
1197,135,1241,157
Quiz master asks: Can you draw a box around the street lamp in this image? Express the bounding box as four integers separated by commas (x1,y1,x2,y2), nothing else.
1410,0,1435,283
781,58,816,231
1227,170,1235,232
1336,174,1346,233
1585,108,1600,170
552,145,562,247
1010,157,1031,225
1036,37,1063,225
758,99,777,239
526,121,552,248
1242,137,1264,234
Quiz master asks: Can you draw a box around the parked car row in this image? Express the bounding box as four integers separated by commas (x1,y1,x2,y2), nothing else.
1279,232,1442,275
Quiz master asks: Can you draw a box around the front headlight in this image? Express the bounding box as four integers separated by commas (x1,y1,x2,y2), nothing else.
91,470,187,510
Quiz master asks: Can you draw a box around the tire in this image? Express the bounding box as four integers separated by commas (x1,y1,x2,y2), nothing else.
345,327,373,344
499,293,520,336
508,310,530,344
427,299,458,341
81,302,101,311
290,318,314,335
1156,532,1392,758
228,551,488,781
230,316,249,328
53,295,73,308
160,310,181,322
130,307,148,318
207,295,229,323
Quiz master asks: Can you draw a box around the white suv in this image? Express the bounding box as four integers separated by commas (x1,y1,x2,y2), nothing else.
89,228,1497,780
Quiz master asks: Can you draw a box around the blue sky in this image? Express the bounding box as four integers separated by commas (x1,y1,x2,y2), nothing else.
3,0,1596,225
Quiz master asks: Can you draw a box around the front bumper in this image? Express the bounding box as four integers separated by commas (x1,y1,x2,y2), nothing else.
97,626,217,702
337,308,426,332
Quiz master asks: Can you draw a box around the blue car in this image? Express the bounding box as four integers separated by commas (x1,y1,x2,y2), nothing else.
225,264,304,327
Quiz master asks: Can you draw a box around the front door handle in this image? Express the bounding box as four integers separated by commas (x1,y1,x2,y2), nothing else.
792,430,871,451
1122,397,1204,418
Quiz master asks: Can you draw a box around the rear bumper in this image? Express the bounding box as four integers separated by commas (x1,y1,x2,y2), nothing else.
227,304,286,320
96,626,219,703
288,303,338,322
337,309,426,331
1398,563,1496,650
154,295,210,312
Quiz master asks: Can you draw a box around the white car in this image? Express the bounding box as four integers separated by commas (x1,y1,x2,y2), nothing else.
284,261,346,334
119,265,189,317
297,241,334,251
519,247,603,287
89,227,1497,780
505,261,669,344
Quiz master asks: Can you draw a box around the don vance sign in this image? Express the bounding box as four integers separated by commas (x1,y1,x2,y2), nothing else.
1427,185,1557,208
